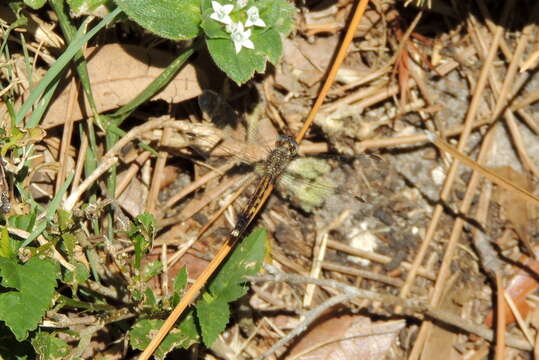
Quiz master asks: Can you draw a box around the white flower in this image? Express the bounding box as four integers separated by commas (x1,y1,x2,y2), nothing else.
225,21,238,33
236,0,248,9
229,22,254,53
210,1,234,25
245,6,266,27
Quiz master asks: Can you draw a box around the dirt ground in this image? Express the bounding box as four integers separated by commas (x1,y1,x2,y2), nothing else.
1,0,539,359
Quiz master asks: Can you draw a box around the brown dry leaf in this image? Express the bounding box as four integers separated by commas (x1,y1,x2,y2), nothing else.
485,247,539,327
286,313,404,360
275,36,339,92
117,175,148,218
42,44,206,128
493,166,536,255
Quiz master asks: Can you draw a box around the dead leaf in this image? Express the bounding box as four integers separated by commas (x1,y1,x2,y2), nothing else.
494,166,536,257
275,36,338,92
287,312,404,360
485,248,539,327
117,175,148,218
42,44,207,128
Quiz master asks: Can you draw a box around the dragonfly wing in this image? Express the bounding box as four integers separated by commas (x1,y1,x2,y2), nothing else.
277,157,338,213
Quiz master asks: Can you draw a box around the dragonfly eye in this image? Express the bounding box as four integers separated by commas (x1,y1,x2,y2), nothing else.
275,136,298,156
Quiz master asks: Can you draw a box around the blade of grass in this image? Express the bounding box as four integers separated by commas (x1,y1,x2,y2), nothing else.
50,0,101,188
16,7,122,127
21,173,74,248
109,46,195,126
49,0,100,116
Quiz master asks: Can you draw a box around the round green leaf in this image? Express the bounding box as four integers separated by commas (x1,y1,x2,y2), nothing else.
257,0,296,35
24,0,47,9
206,37,266,84
252,27,282,64
114,0,202,40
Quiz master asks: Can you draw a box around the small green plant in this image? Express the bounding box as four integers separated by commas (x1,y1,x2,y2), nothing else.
129,228,267,359
114,0,295,84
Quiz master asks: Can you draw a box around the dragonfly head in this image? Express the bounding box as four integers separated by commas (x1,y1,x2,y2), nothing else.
275,135,298,158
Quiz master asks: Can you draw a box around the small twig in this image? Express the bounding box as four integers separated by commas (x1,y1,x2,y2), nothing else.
63,156,119,211
495,274,506,360
115,151,152,198
147,126,172,214
303,210,350,307
258,293,352,359
64,118,197,211
56,77,78,194
162,161,236,211
250,269,532,357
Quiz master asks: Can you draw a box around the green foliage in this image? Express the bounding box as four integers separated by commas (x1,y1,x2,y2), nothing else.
130,314,199,360
8,211,37,232
114,0,201,40
202,0,295,84
67,0,113,15
142,260,163,282
3,0,292,355
195,228,267,345
31,332,70,360
23,0,47,9
171,267,188,306
0,228,16,258
0,257,60,341
128,228,267,356
128,212,156,270
113,0,296,84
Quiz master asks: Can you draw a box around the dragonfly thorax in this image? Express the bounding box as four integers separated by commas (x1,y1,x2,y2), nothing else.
263,136,298,181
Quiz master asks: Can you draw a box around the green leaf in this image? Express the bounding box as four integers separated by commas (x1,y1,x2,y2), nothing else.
31,332,70,360
64,262,90,285
130,312,199,360
142,260,162,282
67,0,111,15
201,16,229,39
8,211,36,232
129,212,156,269
23,0,47,9
207,228,266,301
206,38,266,85
0,227,15,258
195,228,266,346
257,0,296,35
114,0,201,40
0,257,60,341
57,210,74,232
144,287,157,306
196,297,230,346
171,267,188,306
136,212,156,238
174,267,188,293
252,27,282,64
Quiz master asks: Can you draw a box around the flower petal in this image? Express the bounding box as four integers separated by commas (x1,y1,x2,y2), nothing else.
242,39,254,49
211,1,222,10
222,4,234,13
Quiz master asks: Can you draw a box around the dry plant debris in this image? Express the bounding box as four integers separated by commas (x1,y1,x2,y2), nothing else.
1,0,539,359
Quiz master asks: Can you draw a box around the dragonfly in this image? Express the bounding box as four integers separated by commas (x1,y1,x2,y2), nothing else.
190,90,354,239
229,134,298,240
